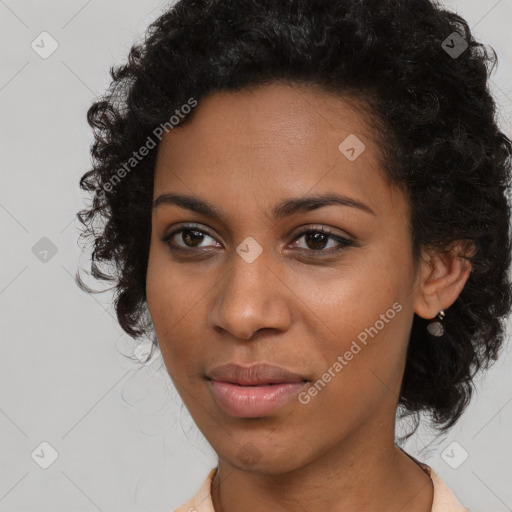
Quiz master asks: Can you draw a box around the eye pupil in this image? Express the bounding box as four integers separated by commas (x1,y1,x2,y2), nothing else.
183,230,204,247
306,232,328,250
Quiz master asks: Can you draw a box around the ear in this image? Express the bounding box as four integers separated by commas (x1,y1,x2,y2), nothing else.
413,240,474,319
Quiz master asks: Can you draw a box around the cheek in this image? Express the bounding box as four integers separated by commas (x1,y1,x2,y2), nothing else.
146,248,201,372
147,239,198,325
294,284,409,439
289,248,411,335
287,249,413,390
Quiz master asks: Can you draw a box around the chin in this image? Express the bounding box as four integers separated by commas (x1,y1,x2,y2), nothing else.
218,439,309,475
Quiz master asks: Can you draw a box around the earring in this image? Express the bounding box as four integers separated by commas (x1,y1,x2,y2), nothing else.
427,310,445,337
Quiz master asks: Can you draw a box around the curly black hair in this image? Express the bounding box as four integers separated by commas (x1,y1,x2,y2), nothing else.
76,0,512,442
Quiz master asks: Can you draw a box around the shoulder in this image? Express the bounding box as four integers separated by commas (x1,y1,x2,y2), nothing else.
173,467,218,512
173,497,197,512
419,462,470,512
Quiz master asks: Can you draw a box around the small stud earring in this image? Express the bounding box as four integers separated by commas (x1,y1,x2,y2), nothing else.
427,310,445,337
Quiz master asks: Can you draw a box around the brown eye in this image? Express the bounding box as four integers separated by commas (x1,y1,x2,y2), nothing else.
179,229,207,248
162,225,219,250
289,227,353,254
304,231,330,250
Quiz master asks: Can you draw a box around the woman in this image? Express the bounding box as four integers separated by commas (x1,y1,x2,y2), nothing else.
77,0,512,510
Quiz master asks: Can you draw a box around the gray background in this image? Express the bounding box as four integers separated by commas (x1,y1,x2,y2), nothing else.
0,0,511,510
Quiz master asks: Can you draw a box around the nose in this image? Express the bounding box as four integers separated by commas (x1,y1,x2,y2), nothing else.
208,246,293,340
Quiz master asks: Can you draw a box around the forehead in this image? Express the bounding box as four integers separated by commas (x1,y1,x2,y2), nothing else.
153,82,405,222
158,82,377,158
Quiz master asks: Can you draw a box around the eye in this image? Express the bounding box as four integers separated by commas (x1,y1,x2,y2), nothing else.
161,224,220,251
161,224,354,256
288,226,354,254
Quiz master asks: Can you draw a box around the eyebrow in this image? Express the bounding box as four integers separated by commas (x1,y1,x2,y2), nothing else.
152,192,376,220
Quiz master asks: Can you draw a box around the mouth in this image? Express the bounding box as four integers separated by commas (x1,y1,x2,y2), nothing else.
207,380,309,418
205,362,310,417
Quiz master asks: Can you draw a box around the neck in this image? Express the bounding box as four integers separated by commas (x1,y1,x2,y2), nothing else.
211,425,433,512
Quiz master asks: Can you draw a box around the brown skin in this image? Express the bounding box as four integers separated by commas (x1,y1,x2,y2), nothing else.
146,82,471,511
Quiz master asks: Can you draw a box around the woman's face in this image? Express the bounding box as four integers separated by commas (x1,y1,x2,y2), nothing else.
146,82,423,473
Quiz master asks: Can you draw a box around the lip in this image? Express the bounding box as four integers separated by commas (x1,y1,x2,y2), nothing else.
206,363,309,418
206,362,308,385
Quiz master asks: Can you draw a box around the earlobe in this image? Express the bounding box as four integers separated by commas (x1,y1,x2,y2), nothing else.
413,241,473,320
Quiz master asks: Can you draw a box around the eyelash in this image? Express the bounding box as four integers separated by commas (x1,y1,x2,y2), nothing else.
160,224,354,256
